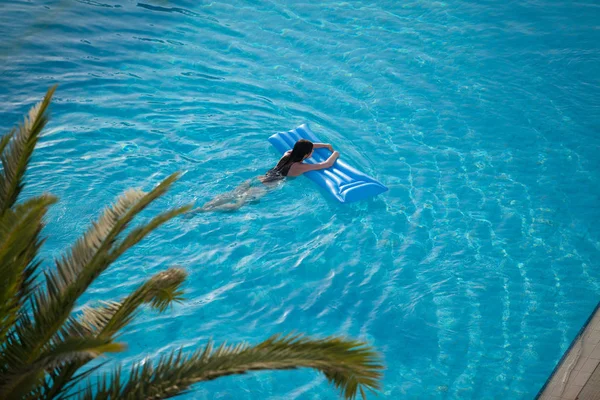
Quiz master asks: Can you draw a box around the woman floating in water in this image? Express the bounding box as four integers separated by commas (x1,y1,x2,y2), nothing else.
196,139,339,212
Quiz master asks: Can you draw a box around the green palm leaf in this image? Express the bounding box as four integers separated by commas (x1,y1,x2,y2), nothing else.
0,338,124,400
77,266,187,337
0,195,56,347
98,266,187,335
80,334,383,400
1,179,190,400
6,176,189,371
0,85,56,213
53,189,145,293
0,130,14,159
40,268,187,400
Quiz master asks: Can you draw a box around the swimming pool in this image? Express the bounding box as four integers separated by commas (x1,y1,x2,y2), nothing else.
1,0,599,398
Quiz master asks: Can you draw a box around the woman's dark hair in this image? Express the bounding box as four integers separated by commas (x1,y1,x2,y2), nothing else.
273,139,313,176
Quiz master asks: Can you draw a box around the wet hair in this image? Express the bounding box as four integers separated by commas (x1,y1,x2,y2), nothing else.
272,139,314,177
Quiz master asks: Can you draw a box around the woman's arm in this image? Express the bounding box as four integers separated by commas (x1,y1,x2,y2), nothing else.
288,151,340,176
313,143,334,152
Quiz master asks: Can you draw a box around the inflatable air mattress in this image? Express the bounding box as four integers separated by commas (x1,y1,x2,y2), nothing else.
268,124,388,203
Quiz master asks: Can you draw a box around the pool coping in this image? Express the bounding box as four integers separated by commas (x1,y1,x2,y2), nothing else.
535,300,600,399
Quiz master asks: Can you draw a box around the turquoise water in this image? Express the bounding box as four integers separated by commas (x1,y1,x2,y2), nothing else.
2,0,600,398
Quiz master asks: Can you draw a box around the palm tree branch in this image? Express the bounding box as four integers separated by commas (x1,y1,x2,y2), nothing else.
12,174,184,368
98,267,187,335
0,129,15,158
0,195,56,347
51,189,145,295
0,85,56,213
0,337,125,399
94,173,182,256
79,334,383,400
35,360,107,400
109,204,192,262
40,268,186,400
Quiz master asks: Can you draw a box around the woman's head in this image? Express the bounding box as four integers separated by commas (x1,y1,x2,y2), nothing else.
289,139,314,162
271,139,314,177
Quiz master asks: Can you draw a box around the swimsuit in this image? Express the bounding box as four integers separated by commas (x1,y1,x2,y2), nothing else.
260,167,286,184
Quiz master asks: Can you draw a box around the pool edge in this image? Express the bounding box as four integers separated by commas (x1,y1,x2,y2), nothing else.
535,301,600,399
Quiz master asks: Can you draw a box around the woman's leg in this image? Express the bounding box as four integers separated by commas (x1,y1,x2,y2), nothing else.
209,197,246,212
201,193,236,210
197,180,255,212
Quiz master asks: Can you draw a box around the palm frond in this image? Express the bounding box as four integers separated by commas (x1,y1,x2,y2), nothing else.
46,172,182,308
0,85,56,213
99,267,187,335
79,334,384,400
95,172,183,258
10,175,184,362
78,302,120,337
43,361,108,400
0,195,57,346
0,129,15,158
1,175,188,394
110,205,192,262
80,267,186,337
0,337,124,400
52,189,145,296
40,268,187,399
52,172,187,297
144,267,186,312
34,202,191,350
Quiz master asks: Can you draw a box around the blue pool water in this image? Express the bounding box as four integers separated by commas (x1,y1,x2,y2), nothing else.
2,0,599,398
